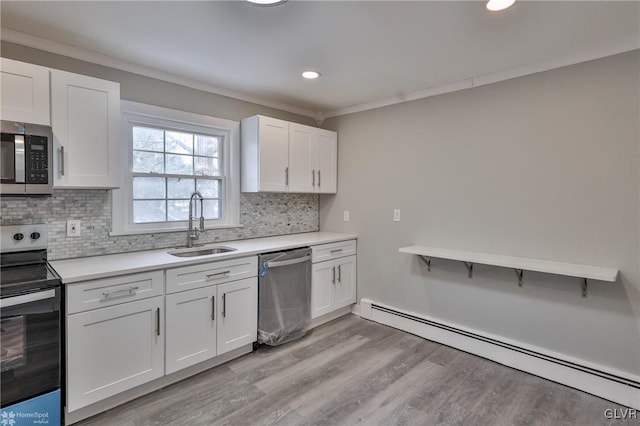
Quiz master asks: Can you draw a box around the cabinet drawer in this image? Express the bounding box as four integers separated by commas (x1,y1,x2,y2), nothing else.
67,270,163,314
311,240,357,263
166,256,258,294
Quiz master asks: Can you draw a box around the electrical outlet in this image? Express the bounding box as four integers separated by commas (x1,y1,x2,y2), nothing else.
67,220,81,237
393,209,401,222
343,211,350,222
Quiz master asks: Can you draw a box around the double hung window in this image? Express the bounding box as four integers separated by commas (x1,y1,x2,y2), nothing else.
112,101,240,235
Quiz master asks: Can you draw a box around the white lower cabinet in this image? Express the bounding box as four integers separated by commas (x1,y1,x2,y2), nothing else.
216,278,258,354
311,249,357,319
165,277,257,374
66,296,164,412
165,286,217,375
66,256,258,416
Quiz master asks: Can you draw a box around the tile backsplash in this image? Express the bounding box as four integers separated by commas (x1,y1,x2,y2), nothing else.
1,190,319,260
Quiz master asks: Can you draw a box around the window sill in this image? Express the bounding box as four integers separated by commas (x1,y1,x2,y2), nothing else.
109,223,244,237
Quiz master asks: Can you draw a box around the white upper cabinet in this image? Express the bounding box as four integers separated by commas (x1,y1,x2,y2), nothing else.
51,69,121,188
241,115,337,194
288,123,314,192
0,58,51,125
313,128,338,194
241,115,289,192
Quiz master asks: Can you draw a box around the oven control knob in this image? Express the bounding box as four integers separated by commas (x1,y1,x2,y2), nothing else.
13,233,24,241
30,232,41,240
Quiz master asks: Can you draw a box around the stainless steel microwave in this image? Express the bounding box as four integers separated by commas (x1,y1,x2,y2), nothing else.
0,121,53,196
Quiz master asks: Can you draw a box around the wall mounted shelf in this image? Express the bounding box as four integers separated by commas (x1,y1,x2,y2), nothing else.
399,245,618,297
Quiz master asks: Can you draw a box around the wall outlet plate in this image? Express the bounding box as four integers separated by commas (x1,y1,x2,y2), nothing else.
393,209,401,222
344,211,350,222
67,220,81,237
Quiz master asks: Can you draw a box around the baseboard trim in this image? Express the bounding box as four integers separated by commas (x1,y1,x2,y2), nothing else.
360,299,640,409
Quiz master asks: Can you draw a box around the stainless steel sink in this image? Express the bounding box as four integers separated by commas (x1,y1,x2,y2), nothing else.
168,246,236,257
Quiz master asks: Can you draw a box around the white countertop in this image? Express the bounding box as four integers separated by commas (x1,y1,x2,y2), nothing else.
50,232,357,284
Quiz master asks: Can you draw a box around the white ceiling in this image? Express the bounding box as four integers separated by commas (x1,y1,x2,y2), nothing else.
1,1,638,118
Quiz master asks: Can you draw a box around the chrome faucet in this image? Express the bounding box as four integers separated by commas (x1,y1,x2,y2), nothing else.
187,191,205,248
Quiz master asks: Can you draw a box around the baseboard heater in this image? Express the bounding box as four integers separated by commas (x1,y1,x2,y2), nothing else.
362,300,640,409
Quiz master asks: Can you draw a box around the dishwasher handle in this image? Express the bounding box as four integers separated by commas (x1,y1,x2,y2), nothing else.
266,255,310,268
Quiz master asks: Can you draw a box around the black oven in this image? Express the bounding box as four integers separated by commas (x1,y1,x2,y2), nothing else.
0,121,53,196
0,224,62,425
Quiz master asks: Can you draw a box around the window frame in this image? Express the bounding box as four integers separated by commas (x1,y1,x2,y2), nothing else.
111,101,240,236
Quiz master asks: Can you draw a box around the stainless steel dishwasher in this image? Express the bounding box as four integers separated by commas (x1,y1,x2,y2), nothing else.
258,247,312,346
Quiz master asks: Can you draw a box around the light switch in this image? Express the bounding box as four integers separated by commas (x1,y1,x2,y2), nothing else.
344,211,350,222
393,209,401,222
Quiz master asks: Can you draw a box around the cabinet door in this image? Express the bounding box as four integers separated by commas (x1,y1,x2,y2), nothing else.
0,58,50,125
333,256,356,309
66,296,164,412
51,69,120,188
258,116,289,192
311,260,335,319
313,129,337,194
288,123,314,193
217,277,257,355
165,287,217,374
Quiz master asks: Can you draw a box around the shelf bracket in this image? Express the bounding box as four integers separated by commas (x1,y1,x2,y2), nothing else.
515,269,524,287
582,278,588,298
463,262,473,278
418,255,432,271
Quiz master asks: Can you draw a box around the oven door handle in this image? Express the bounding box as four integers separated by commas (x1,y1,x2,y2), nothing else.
0,289,56,308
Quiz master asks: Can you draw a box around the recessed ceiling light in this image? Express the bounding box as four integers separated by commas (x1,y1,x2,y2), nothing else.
246,0,287,5
302,70,321,80
486,0,515,11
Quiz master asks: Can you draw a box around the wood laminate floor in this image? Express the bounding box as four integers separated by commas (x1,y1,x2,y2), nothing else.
77,315,632,426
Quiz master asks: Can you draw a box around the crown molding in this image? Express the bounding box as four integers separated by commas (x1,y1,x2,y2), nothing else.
324,35,640,119
1,28,317,119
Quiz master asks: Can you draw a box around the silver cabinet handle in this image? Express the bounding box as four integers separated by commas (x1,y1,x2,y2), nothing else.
338,264,342,283
285,167,289,186
155,308,160,336
15,135,25,183
312,169,316,187
318,170,321,187
330,249,343,254
222,293,227,318
102,286,139,299
206,271,230,280
211,296,215,321
331,266,336,284
59,146,65,176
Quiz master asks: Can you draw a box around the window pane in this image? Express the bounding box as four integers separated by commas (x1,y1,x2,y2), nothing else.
196,179,220,198
133,127,164,152
167,178,195,199
133,151,164,173
133,177,165,199
167,200,190,222
166,131,193,154
195,135,219,157
166,154,193,175
203,200,220,219
195,157,220,176
133,200,166,223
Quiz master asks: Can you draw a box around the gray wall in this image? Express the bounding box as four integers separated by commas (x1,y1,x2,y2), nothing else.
320,51,640,377
0,42,320,259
